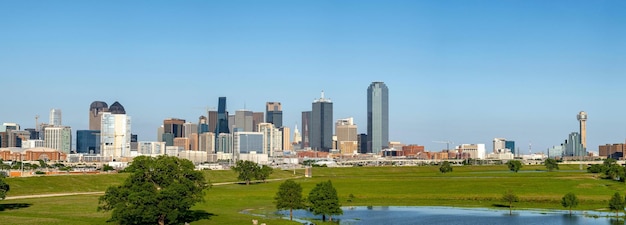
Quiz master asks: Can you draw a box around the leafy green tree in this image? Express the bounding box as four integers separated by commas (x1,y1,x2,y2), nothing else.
274,180,306,221
0,175,9,200
38,159,47,168
587,164,605,173
544,158,559,172
609,192,625,217
98,155,209,225
102,164,115,172
561,192,579,216
439,161,453,173
606,164,625,181
502,190,519,215
506,160,522,173
308,180,343,222
256,165,273,183
231,160,260,185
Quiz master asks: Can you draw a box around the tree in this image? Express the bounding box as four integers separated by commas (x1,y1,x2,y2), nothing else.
0,175,9,200
256,165,273,183
274,180,306,221
506,160,522,173
98,155,209,225
561,192,579,216
544,158,559,172
606,164,625,181
609,192,625,217
502,190,519,215
231,160,260,185
308,180,343,222
439,161,453,173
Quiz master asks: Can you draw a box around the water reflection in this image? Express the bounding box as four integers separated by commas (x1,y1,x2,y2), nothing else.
279,206,617,225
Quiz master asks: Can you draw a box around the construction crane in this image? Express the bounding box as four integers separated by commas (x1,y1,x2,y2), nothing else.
433,140,454,151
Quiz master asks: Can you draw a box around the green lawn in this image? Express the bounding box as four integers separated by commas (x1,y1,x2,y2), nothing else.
1,164,624,224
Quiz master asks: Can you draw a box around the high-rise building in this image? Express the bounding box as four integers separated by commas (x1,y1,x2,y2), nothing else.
157,125,164,142
76,130,100,154
301,111,311,149
49,108,62,126
336,117,357,153
198,116,209,134
215,97,230,134
310,92,333,152
577,111,587,149
367,82,389,154
183,122,198,138
505,141,516,155
164,118,186,138
234,132,264,154
44,126,72,153
258,123,282,156
252,112,264,132
89,101,109,130
493,138,506,153
280,126,291,151
174,137,191,150
100,112,131,158
266,102,283,128
199,132,215,153
235,110,254,132
358,133,368,154
293,124,301,144
564,132,586,157
208,110,218,133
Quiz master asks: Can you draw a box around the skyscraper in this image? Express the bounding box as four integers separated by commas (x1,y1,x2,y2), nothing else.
163,118,186,138
252,112,264,132
367,82,389,154
198,116,209,134
301,111,311,149
100,112,131,158
108,101,126,114
234,110,254,132
49,108,62,126
76,130,100,154
310,92,333,152
89,101,109,130
44,126,72,153
208,110,218,133
266,102,283,128
577,111,587,149
215,97,230,134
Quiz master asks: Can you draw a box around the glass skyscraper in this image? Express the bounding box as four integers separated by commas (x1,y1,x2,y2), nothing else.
310,92,333,152
76,130,100,154
215,97,230,134
367,82,389,154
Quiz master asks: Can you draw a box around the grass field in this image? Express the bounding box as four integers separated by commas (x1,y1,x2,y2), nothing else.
1,164,625,224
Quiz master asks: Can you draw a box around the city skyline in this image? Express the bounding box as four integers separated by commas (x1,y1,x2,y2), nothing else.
1,1,625,153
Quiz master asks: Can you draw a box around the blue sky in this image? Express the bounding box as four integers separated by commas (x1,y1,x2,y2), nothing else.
1,0,625,153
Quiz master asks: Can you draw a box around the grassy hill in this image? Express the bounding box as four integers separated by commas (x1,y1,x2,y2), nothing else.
1,164,623,224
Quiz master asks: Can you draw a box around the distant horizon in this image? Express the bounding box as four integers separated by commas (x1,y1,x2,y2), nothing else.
1,1,625,153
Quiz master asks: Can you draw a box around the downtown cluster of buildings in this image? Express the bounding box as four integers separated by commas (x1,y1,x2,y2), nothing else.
1,82,624,165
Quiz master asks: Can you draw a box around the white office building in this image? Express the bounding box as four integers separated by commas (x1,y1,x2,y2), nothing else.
100,112,131,159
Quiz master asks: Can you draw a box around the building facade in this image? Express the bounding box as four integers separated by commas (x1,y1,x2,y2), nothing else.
100,112,131,158
310,92,333,152
301,111,311,149
76,130,100,154
89,101,109,130
266,102,283,128
367,82,389,154
44,126,72,153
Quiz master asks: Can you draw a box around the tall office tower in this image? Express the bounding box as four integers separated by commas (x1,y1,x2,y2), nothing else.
293,124,301,144
565,132,585,157
258,123,282,156
199,132,215,153
216,133,232,153
233,132,264,156
505,140,515,155
235,110,254,132
301,111,311,149
280,126,291,151
164,118,186,138
367,81,389,154
44,126,72,153
100,112,131,159
228,115,236,133
493,138,506,153
89,101,109,130
157,125,164,142
208,110,218,133
577,111,587,149
49,108,62,126
198,116,209,134
310,91,333,152
183,122,198,138
215,97,230,134
76,130,101,154
252,112,264,132
266,102,283,128
336,117,357,153
358,134,368,154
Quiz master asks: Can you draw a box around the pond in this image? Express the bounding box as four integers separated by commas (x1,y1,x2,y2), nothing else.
279,206,623,225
